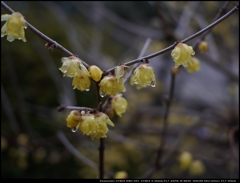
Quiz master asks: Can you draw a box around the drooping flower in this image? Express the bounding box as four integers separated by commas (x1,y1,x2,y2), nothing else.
114,171,128,179
185,57,200,73
178,151,193,170
198,41,208,52
111,94,128,117
66,110,114,139
66,110,82,129
130,64,156,89
1,12,27,42
59,56,91,91
59,56,88,78
189,160,205,175
88,65,103,82
99,75,126,97
115,64,128,82
78,112,114,140
72,72,91,91
171,43,195,68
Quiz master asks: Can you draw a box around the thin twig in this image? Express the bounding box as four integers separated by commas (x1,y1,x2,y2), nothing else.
104,3,239,75
56,131,97,168
124,38,152,83
1,1,89,68
57,105,95,112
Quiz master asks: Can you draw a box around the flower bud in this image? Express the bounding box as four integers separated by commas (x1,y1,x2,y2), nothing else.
88,65,103,82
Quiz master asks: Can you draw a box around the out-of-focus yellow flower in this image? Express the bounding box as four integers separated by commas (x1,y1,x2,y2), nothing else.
33,147,47,163
88,65,103,82
130,64,156,89
111,94,128,117
66,110,82,129
1,136,8,150
185,57,200,73
189,160,205,175
1,12,27,42
171,43,195,68
198,41,208,52
17,133,29,146
114,171,128,179
115,65,128,82
72,72,91,91
79,112,114,140
99,75,126,97
178,151,193,170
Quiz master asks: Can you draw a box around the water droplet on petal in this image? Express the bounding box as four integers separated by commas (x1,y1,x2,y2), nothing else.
150,80,156,87
134,81,138,84
85,88,90,91
100,91,106,98
71,127,78,133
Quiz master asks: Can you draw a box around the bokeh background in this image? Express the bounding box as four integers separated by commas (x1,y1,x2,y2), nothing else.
1,1,239,179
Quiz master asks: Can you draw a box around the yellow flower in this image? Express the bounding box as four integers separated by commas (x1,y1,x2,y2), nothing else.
189,160,205,175
59,56,89,78
114,171,128,179
130,64,156,89
72,72,91,91
111,94,128,117
178,151,193,170
115,64,128,82
88,65,103,82
171,43,195,68
1,12,27,42
185,57,200,73
99,75,126,97
198,41,208,52
78,112,114,140
59,56,91,91
66,110,82,129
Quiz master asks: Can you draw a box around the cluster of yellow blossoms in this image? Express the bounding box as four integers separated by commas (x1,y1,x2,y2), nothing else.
66,110,114,140
1,11,204,140
1,12,27,42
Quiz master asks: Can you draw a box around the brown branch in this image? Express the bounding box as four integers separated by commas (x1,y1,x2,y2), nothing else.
1,1,89,68
103,3,239,75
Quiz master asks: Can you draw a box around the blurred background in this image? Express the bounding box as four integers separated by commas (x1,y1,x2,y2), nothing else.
1,1,239,179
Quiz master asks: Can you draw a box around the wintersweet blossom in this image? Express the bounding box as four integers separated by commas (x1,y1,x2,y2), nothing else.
189,160,205,175
185,57,200,73
99,75,126,97
130,64,156,89
88,65,103,82
111,94,128,117
59,56,91,91
1,12,27,42
79,112,114,140
66,111,114,140
171,43,195,68
178,151,193,170
198,41,208,52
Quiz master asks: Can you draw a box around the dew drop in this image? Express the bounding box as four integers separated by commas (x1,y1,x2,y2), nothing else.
71,127,78,133
150,80,156,87
100,91,106,98
85,88,90,91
